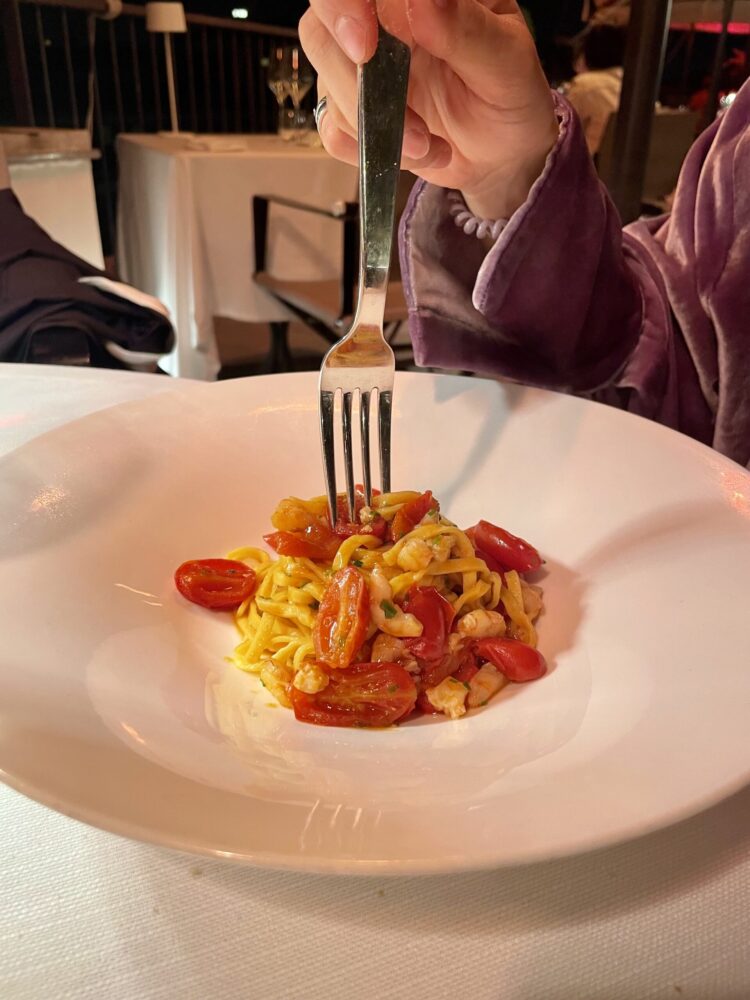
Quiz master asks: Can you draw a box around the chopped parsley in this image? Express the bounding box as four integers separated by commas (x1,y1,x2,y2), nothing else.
351,558,364,568
380,600,397,619
387,684,399,694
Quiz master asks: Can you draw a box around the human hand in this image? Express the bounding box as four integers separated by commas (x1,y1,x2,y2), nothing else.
299,0,560,219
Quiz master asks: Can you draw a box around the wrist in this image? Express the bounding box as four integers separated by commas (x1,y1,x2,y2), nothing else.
461,116,560,220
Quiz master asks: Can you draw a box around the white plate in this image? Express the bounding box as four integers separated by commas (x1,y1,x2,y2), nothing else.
1,372,749,874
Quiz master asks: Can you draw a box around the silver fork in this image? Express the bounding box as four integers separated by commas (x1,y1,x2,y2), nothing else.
318,26,411,524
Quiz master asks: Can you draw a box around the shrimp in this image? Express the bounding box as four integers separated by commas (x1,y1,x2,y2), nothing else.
466,664,507,708
456,609,507,639
395,537,434,572
369,567,423,638
371,633,419,673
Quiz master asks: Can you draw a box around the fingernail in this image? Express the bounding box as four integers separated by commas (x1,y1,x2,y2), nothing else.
335,16,367,64
404,127,431,160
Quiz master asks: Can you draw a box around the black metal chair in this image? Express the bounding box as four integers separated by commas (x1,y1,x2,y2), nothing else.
251,173,415,372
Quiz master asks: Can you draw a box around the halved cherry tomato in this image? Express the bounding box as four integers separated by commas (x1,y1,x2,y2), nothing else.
264,521,340,561
334,513,388,541
467,520,542,574
402,587,454,664
174,558,256,610
291,662,417,727
421,636,475,689
390,490,438,541
313,566,370,669
267,489,386,559
473,637,547,682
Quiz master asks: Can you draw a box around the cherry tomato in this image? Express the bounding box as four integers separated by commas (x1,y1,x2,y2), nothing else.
390,490,438,541
174,558,256,610
421,636,475,689
291,662,417,727
267,489,386,558
467,520,542,574
402,587,454,664
264,521,340,561
313,566,370,669
464,528,506,575
473,637,547,682
451,653,479,685
334,513,388,541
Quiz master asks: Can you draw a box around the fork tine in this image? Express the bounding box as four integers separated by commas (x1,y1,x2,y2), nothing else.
360,390,372,507
341,390,356,520
378,389,393,494
320,389,337,525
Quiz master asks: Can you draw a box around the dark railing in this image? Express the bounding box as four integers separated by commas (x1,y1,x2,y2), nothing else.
0,0,300,257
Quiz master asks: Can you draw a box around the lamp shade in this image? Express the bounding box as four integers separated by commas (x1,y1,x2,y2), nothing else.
145,2,187,33
670,1,750,23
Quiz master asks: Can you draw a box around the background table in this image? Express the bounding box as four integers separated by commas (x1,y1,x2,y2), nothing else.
2,364,750,999
1,128,104,270
116,134,358,380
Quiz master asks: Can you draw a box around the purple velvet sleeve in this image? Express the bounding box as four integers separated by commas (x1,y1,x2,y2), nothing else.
398,97,645,393
397,87,750,466
401,83,750,465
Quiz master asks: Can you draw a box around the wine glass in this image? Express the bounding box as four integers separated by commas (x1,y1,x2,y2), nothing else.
267,45,294,138
287,46,315,141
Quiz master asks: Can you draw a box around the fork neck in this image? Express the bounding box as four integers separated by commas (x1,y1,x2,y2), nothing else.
353,26,410,332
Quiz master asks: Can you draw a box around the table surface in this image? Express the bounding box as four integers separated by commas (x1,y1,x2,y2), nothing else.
118,132,330,158
2,364,749,1000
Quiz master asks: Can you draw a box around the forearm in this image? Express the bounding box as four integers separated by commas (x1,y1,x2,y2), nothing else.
399,95,646,393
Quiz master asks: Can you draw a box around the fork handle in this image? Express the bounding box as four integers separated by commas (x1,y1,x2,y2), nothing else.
355,26,411,323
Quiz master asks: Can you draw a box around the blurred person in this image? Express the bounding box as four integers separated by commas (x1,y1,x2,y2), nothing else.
566,24,627,154
585,0,629,27
300,0,750,468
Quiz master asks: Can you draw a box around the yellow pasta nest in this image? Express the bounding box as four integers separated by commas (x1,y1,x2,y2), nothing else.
225,491,540,709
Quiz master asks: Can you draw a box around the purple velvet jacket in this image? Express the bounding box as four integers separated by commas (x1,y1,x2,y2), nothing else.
399,81,750,468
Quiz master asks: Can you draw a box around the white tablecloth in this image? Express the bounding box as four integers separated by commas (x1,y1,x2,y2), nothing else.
116,134,358,380
2,364,749,1000
8,160,104,270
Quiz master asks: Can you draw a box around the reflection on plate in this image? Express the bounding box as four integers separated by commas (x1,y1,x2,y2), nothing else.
1,372,749,873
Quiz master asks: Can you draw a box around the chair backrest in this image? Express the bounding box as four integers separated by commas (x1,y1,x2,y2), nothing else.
597,108,698,204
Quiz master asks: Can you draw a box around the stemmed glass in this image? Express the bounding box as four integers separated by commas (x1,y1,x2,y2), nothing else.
267,45,294,138
288,46,315,133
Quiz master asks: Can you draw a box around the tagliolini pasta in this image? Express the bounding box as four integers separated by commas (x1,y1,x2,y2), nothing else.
183,489,546,727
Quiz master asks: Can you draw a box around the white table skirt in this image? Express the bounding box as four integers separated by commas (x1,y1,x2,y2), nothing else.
1,364,749,1000
116,134,358,381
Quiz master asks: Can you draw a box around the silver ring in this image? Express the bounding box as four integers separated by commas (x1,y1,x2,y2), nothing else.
313,95,328,131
